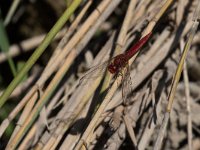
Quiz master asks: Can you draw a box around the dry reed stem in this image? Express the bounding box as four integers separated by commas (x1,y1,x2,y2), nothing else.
10,3,93,141
138,107,161,150
34,1,123,149
127,0,154,37
129,0,147,24
45,0,93,72
137,70,166,150
142,0,173,36
6,50,76,149
52,81,79,109
35,34,114,149
123,114,138,147
0,65,41,140
154,3,200,148
115,0,137,53
6,88,39,143
37,0,111,87
109,0,137,145
166,23,199,112
74,76,122,150
37,20,112,149
0,29,66,63
40,40,113,149
18,86,66,149
0,67,41,99
9,2,109,121
58,0,93,49
6,86,42,146
74,0,173,149
4,1,112,148
0,85,38,137
105,32,175,149
75,0,138,147
0,2,91,137
58,35,118,150
7,0,91,141
88,0,136,143
41,78,104,150
153,112,170,150
58,96,94,149
130,36,173,90
94,1,143,112
3,0,198,149
76,6,192,148
181,39,193,150
47,97,96,150
176,0,186,26
42,1,192,147
105,70,164,149
18,125,37,149
129,0,173,68
137,29,170,70
34,1,121,149
21,3,114,134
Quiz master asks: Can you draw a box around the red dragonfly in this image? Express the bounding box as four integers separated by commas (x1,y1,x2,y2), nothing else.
80,32,152,104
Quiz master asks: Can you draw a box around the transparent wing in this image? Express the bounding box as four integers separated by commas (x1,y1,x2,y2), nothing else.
79,60,109,85
121,64,132,105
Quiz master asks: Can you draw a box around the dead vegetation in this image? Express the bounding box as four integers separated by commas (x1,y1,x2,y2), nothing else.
0,0,200,149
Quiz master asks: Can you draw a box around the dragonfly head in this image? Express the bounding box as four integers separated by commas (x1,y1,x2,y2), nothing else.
108,63,118,74
108,54,127,74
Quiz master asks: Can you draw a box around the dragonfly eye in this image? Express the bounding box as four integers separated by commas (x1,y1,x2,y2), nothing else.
108,64,117,74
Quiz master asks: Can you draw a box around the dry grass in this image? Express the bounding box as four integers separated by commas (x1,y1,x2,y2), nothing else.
0,0,200,149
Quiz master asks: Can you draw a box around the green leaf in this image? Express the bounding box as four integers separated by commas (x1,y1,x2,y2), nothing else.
0,10,17,77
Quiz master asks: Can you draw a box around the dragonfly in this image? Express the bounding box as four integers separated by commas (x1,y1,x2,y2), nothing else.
80,32,152,105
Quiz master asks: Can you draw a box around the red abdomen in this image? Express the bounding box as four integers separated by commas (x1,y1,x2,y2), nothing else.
125,32,152,60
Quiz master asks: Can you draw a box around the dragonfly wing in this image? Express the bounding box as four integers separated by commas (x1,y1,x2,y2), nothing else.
121,64,132,105
79,60,109,85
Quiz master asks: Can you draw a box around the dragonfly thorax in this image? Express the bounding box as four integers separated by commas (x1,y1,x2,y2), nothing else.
107,54,128,74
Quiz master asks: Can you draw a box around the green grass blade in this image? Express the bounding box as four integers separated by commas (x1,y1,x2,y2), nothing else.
167,22,199,112
0,11,17,77
0,0,83,109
